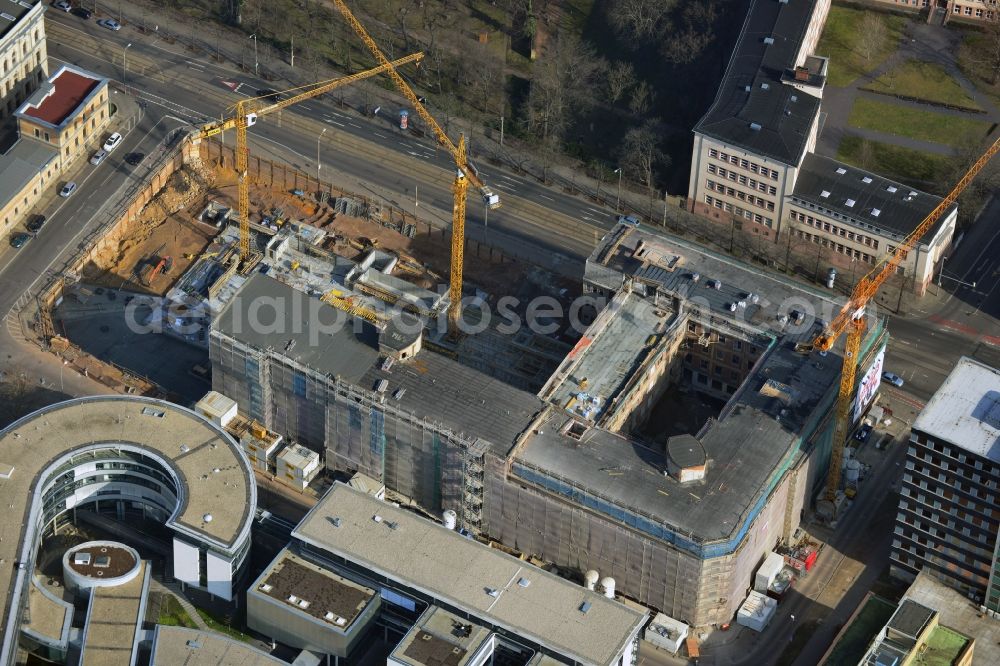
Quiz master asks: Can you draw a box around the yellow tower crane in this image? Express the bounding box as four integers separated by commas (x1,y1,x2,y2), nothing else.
810,135,1000,509
195,52,425,264
331,0,502,333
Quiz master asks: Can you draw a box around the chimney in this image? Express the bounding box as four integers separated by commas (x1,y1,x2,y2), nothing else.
794,66,809,82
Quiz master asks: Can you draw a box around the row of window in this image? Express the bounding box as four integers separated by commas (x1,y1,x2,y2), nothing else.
0,27,42,77
954,4,996,18
707,164,777,195
707,148,780,180
794,229,877,264
705,181,775,212
704,195,775,227
789,210,881,249
910,439,999,475
890,0,929,5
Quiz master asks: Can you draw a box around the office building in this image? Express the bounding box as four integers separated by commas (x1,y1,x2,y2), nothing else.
890,358,1000,612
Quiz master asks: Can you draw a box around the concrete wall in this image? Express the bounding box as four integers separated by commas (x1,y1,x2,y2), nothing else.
246,587,380,657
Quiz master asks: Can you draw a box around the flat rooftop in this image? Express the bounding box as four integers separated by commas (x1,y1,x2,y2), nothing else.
0,137,58,211
0,397,256,655
216,274,546,457
79,560,148,666
889,599,935,639
904,570,996,666
515,337,841,546
544,292,676,423
913,357,1000,462
16,64,106,128
254,549,375,629
913,625,970,666
23,579,72,648
693,0,822,165
390,606,493,666
293,483,648,666
587,225,840,343
151,626,285,666
0,0,38,41
792,154,953,240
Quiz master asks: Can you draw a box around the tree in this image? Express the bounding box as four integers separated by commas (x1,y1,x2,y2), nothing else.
857,14,886,63
462,44,505,115
524,33,605,144
661,2,718,65
608,0,676,41
619,120,669,193
607,61,636,105
629,80,651,116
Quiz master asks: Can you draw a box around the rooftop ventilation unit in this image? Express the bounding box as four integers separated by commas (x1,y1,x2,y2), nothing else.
845,199,856,208
0,13,16,21
749,122,762,131
579,601,592,613
486,588,500,598
871,209,881,217
763,37,775,45
908,191,918,197
820,190,830,198
836,167,847,175
886,185,898,193
518,577,531,588
186,640,202,649
392,388,406,400
761,82,770,90
790,95,798,102
779,0,789,4
744,85,751,92
375,379,388,393
260,583,273,592
287,595,299,603
862,176,873,184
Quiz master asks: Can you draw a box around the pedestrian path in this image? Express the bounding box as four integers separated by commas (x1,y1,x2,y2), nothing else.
149,575,209,630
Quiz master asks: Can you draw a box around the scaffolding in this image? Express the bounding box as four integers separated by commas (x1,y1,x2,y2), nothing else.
461,439,487,535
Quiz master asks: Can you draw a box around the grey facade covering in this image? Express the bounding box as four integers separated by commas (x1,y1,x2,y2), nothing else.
693,0,822,165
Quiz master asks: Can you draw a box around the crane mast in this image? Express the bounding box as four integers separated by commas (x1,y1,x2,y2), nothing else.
197,53,425,262
814,135,1000,503
331,0,500,333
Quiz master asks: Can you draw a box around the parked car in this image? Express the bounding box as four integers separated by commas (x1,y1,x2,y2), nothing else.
26,215,46,233
103,132,123,152
617,214,640,228
53,1,72,11
97,18,121,31
90,148,108,165
882,371,904,388
10,233,31,249
70,6,92,19
124,152,145,166
59,181,77,197
854,423,874,443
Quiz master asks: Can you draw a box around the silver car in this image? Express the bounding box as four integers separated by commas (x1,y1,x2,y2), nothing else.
59,182,77,197
90,149,107,165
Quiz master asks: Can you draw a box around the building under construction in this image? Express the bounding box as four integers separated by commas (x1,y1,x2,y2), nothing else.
209,222,887,627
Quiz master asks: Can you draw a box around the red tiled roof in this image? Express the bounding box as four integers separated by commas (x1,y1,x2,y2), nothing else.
21,69,100,126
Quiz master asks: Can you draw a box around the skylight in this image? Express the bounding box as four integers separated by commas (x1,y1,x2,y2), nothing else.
861,176,872,184
871,209,881,217
835,167,847,175
820,190,830,198
886,185,897,193
845,199,856,208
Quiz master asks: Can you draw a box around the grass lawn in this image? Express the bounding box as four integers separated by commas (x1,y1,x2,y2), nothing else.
957,31,1000,107
196,608,254,642
864,59,983,111
157,596,198,629
837,135,953,185
818,6,907,87
824,596,897,665
848,97,991,146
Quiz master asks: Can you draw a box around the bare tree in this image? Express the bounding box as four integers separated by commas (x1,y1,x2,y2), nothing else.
462,44,505,115
607,61,636,105
608,0,676,41
524,33,605,144
857,14,886,63
629,80,652,116
661,2,718,64
968,18,1000,85
619,120,669,193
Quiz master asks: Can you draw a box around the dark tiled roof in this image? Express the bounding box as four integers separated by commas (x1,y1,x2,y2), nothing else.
694,0,820,165
791,154,952,239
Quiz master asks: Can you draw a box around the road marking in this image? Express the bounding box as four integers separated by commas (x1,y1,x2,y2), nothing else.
185,60,205,70
538,194,554,202
374,131,389,139
326,120,346,127
348,122,362,129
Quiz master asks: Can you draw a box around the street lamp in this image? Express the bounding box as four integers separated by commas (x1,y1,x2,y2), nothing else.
249,34,259,77
937,256,948,288
122,43,132,89
316,127,327,183
614,168,623,212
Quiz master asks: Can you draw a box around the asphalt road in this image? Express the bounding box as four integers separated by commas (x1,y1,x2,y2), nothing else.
0,96,189,397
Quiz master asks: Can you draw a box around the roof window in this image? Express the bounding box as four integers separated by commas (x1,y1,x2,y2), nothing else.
835,167,847,175
845,199,856,208
763,37,775,45
861,176,872,184
761,82,770,90
749,122,762,131
871,209,881,217
886,185,897,193
820,190,830,198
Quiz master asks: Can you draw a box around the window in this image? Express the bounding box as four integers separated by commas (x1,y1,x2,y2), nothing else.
709,148,718,158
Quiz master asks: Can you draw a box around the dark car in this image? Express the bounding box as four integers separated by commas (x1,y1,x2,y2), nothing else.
10,233,31,249
26,215,46,233
71,6,92,19
124,152,145,166
854,423,874,443
256,88,284,102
